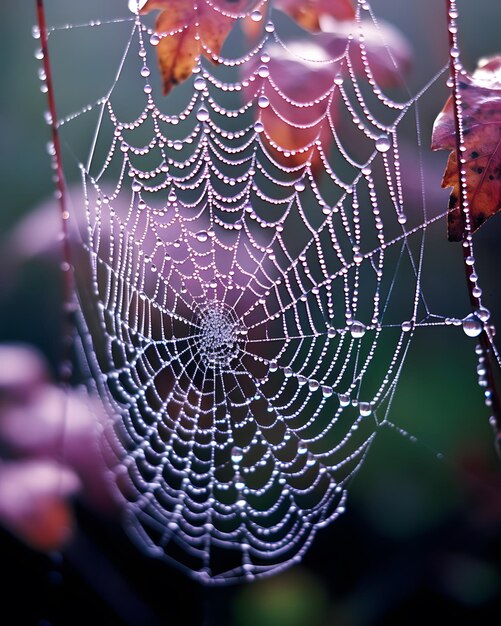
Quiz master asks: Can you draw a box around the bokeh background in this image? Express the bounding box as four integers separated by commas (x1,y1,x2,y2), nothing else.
0,1,500,624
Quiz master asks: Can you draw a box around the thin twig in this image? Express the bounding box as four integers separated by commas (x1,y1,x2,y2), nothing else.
445,0,501,456
35,3,75,620
36,0,75,378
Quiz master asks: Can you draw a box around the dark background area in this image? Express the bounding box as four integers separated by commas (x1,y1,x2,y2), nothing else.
0,1,500,624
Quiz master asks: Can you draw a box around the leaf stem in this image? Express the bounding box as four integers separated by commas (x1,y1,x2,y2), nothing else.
445,0,501,457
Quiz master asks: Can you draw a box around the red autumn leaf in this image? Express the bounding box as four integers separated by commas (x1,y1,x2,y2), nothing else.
141,0,263,94
431,56,501,241
275,0,355,31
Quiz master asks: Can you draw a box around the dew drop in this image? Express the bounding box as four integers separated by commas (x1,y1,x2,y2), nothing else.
197,107,210,122
254,121,264,133
339,394,350,407
141,66,151,78
375,134,391,153
258,65,269,78
462,313,482,338
401,320,412,333
350,320,366,338
359,402,372,417
196,230,209,243
308,380,319,392
322,386,333,398
257,95,270,109
265,21,275,33
294,180,305,192
251,9,262,22
32,25,40,40
173,140,183,151
297,443,308,455
150,33,160,46
334,74,344,86
477,307,491,322
128,0,149,13
327,327,337,339
194,76,207,91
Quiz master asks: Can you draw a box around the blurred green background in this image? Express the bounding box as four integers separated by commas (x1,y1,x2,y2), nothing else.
0,1,500,625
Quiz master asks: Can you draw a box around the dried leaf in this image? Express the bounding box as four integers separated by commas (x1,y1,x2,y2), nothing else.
275,0,355,31
432,56,501,241
141,0,263,94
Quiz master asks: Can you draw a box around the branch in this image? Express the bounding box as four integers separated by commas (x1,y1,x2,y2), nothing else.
35,0,75,384
445,0,501,457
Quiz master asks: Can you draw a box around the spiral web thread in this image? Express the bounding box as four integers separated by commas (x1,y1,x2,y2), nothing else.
35,0,498,583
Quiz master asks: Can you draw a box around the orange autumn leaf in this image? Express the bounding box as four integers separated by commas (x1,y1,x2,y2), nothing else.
432,56,501,241
141,0,263,95
275,0,355,32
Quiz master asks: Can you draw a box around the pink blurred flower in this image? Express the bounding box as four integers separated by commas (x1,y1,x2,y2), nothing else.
0,344,117,551
0,459,79,552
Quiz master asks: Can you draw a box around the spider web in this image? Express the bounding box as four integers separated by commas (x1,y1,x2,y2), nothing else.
35,0,498,584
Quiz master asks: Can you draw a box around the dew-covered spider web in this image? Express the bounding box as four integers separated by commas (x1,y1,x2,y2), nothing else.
35,0,499,584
